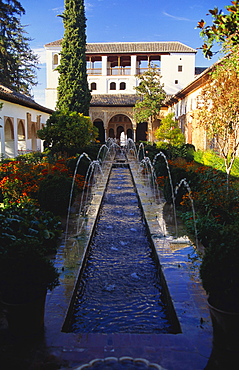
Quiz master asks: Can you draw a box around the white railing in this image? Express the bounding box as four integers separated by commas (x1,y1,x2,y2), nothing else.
107,67,131,76
87,68,102,75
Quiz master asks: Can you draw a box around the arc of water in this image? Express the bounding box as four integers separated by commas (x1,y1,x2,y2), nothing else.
77,160,103,233
126,138,137,158
175,178,198,249
106,137,115,147
153,152,178,237
97,144,110,164
137,142,146,162
105,139,122,160
140,157,152,184
65,152,92,244
139,157,161,203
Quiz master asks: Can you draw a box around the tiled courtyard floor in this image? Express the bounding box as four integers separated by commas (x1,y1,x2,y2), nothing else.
0,156,213,369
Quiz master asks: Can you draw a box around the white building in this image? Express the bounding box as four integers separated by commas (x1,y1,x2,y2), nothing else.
0,85,53,158
45,41,197,143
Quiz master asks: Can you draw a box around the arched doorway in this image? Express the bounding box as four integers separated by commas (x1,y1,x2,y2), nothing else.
109,128,115,138
116,125,126,146
116,125,124,140
17,120,26,153
31,123,37,151
108,114,133,145
127,128,133,140
93,119,105,143
136,122,148,142
4,118,14,158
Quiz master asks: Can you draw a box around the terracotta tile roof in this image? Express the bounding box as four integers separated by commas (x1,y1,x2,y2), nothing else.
90,94,141,106
90,94,170,107
0,85,53,113
45,40,196,54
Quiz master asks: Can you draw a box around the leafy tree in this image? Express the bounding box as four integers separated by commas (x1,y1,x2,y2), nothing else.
154,113,185,147
0,0,38,94
197,1,239,58
133,66,166,141
56,0,91,115
37,110,98,155
197,47,239,187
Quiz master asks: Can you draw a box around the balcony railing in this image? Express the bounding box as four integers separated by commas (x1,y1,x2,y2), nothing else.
107,67,131,76
87,67,161,76
136,67,161,75
87,68,102,75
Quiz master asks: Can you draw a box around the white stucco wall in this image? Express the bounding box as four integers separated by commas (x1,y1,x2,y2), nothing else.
161,53,195,95
45,45,196,110
0,100,50,158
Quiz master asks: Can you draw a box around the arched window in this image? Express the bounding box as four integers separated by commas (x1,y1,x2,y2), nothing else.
18,120,25,141
91,82,97,91
109,128,115,138
93,119,105,143
4,117,14,157
110,82,116,90
127,128,133,139
53,54,59,65
120,82,126,90
4,118,14,140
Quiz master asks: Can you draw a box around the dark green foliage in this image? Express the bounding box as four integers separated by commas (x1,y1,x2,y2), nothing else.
38,174,74,215
0,205,60,303
37,110,98,156
200,232,239,311
164,166,189,205
156,143,195,161
0,247,59,303
66,143,101,176
155,113,185,147
140,143,158,161
0,0,38,94
133,66,166,125
56,0,91,115
0,205,62,255
180,212,222,248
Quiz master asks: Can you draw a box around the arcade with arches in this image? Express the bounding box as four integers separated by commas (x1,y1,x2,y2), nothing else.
93,113,148,145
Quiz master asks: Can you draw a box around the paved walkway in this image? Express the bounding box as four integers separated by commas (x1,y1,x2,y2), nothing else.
1,155,213,369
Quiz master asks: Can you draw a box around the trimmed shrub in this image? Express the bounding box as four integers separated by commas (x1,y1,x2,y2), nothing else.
38,174,74,215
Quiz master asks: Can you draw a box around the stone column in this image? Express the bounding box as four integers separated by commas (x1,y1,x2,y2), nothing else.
147,119,152,143
131,55,137,76
102,56,107,76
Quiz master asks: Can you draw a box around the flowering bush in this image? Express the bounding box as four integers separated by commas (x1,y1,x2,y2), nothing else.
155,151,239,249
145,142,239,251
0,156,86,209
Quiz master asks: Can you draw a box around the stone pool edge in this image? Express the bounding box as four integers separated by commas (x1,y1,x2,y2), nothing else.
43,156,213,370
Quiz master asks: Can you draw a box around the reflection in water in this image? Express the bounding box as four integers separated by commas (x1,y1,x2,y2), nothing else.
68,167,172,334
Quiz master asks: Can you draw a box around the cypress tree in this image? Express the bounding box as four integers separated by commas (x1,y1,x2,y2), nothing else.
56,0,91,116
0,0,38,95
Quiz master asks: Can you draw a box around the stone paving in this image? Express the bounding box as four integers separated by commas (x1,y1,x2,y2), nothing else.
42,156,213,370
1,155,213,369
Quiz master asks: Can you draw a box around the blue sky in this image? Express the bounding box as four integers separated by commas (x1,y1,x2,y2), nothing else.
20,0,229,105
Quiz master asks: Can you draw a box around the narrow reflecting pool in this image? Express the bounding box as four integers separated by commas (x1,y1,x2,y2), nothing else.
67,166,173,334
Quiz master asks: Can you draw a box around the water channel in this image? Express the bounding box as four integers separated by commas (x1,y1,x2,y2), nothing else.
65,160,175,334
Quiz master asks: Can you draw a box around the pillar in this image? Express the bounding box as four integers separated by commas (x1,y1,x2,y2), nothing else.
131,55,137,75
102,56,107,76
